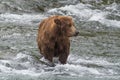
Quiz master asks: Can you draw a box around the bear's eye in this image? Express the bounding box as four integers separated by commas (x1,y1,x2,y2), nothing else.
68,24,71,27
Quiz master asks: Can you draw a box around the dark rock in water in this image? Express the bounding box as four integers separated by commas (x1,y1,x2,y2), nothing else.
5,63,11,67
13,64,28,70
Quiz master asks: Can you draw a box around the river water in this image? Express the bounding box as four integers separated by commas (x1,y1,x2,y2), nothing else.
0,0,120,80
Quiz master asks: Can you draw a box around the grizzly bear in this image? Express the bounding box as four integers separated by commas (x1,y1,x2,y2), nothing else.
37,15,79,66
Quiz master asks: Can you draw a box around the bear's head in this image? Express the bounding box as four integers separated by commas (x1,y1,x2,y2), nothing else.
54,16,79,37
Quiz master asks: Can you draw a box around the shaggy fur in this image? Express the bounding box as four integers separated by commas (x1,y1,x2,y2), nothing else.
37,15,79,64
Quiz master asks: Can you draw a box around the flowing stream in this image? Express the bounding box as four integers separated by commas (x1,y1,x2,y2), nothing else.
0,0,120,80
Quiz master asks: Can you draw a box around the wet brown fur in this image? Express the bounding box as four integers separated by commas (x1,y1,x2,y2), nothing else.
37,15,77,64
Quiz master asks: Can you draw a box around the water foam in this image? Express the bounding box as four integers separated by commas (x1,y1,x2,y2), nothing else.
0,13,46,25
48,3,94,20
0,52,118,77
48,3,120,28
89,12,120,28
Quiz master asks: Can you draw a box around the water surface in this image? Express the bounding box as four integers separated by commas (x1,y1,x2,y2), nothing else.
0,0,120,80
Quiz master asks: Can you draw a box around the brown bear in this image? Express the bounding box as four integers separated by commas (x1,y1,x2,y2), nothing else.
37,15,79,66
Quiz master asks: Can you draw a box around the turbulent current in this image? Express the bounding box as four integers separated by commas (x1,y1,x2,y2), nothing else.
0,0,120,80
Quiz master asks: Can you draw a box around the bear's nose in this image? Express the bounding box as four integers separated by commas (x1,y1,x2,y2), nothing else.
75,31,79,36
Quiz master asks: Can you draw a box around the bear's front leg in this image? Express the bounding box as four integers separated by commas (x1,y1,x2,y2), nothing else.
58,39,70,64
59,53,69,64
43,45,55,67
59,45,70,64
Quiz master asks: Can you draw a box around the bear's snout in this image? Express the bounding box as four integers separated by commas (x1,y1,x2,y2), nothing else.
74,31,79,36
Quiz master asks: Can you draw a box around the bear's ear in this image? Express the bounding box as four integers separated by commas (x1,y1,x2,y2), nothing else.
54,19,61,25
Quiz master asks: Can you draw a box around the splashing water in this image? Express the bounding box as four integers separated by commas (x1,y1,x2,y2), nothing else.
0,0,120,80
